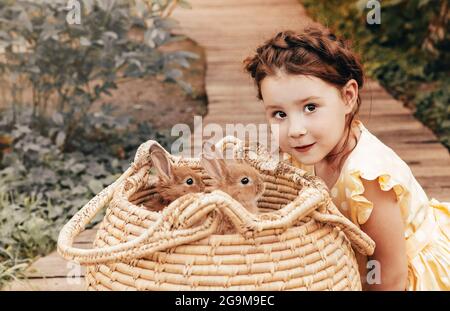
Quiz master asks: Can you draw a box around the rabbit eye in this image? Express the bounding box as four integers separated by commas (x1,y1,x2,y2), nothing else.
241,177,250,185
186,178,194,185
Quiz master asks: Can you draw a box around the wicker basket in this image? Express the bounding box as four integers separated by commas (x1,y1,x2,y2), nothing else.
57,136,375,291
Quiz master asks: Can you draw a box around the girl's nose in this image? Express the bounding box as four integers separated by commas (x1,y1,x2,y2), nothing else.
288,122,307,138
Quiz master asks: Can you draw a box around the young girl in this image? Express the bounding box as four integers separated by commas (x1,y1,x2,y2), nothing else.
243,26,449,291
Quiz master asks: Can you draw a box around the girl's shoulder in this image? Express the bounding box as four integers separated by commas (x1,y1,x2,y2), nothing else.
345,120,412,180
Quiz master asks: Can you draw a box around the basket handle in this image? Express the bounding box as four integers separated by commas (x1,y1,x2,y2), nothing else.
57,184,221,265
57,165,133,263
311,203,376,256
58,179,324,265
217,187,375,256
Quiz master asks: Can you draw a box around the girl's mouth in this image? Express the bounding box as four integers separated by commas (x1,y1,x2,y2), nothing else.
294,143,315,153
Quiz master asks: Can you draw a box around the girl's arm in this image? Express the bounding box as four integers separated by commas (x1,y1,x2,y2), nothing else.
360,178,408,291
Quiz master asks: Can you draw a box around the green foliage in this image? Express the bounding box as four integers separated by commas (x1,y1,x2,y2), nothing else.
0,247,29,289
0,0,197,151
415,83,450,147
0,105,175,287
301,0,449,149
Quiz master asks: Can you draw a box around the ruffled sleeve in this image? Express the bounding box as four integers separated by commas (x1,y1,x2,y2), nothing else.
347,169,410,226
333,120,428,228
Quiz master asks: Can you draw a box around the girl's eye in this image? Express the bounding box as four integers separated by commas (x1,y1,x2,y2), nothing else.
241,177,250,185
186,178,194,185
304,103,317,113
272,111,286,119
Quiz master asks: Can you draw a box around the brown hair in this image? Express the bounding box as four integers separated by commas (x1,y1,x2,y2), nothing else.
243,26,365,170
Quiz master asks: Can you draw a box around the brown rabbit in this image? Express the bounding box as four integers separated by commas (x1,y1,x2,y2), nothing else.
142,144,205,212
200,142,265,233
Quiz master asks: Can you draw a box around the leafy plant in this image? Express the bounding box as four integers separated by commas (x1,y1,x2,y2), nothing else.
0,105,175,288
0,0,197,151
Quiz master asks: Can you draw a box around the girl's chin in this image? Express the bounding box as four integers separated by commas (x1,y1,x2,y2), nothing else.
291,154,320,166
297,159,316,166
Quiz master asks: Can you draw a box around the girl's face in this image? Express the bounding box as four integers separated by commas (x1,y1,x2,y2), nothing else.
261,72,358,166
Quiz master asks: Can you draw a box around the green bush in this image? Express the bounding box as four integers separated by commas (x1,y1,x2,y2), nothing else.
0,105,176,288
0,0,196,151
301,0,449,150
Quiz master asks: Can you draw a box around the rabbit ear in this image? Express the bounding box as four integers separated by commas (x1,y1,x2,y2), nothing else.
150,149,172,182
200,156,227,181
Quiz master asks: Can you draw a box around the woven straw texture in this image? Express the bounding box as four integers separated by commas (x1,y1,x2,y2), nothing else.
58,136,375,291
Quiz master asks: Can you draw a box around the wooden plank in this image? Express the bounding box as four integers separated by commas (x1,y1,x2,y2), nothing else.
5,229,96,290
4,277,85,291
76,228,97,243
423,188,450,202
24,245,89,278
409,166,450,178
415,176,450,187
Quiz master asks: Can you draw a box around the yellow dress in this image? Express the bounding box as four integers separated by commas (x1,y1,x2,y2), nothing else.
283,119,450,291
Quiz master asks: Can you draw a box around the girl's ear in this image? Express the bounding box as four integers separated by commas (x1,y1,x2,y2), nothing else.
342,79,359,114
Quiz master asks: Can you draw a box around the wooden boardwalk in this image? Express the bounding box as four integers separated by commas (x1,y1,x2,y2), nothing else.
4,0,449,290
